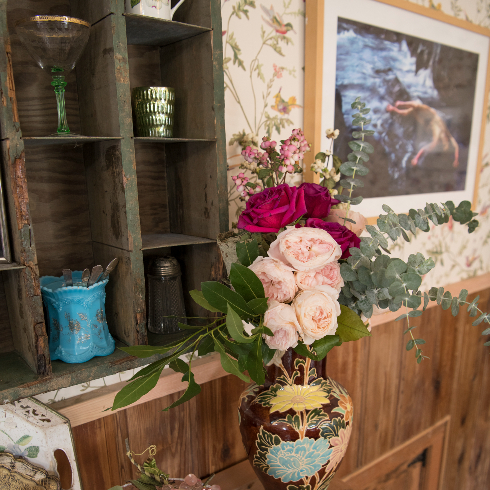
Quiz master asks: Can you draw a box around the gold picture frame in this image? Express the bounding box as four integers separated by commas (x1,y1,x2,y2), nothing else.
304,0,490,222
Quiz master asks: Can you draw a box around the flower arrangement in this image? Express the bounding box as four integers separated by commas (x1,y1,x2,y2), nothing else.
110,97,490,412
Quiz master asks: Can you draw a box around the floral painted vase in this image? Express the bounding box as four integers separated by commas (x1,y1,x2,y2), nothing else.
238,350,353,490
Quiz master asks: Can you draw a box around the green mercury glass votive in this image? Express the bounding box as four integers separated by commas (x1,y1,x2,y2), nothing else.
132,86,175,137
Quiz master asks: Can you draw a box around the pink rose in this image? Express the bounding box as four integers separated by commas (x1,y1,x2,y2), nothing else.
268,227,342,271
299,182,340,219
293,285,341,344
249,257,297,304
295,262,344,291
325,209,367,236
304,219,360,259
264,303,300,350
237,184,307,233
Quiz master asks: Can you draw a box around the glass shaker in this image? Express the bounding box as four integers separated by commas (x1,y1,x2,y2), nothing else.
147,256,187,334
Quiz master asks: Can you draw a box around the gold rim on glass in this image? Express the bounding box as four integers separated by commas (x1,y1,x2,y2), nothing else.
15,16,90,27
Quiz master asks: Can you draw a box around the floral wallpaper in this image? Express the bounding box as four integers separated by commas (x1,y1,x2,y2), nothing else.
35,0,490,405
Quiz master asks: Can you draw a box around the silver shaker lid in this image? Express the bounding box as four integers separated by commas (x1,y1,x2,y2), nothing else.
149,256,182,276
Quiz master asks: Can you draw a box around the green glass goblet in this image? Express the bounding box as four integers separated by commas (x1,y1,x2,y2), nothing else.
15,15,90,136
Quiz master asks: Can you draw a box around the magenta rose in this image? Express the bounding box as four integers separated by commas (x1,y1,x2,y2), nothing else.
305,218,360,259
299,183,340,219
237,184,307,233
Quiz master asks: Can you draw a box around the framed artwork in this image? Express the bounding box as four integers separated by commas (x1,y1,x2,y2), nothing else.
304,0,490,219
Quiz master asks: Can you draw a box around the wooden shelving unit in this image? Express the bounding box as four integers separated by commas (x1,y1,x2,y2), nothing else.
0,0,227,401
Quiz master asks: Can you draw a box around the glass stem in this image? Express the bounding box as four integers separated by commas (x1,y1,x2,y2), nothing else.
51,74,70,134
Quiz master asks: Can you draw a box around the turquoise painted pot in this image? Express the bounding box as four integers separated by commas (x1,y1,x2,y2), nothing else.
40,272,115,363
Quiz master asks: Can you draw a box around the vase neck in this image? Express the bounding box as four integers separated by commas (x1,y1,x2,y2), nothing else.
265,349,326,386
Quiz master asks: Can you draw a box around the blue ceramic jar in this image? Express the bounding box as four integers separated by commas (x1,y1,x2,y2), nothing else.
40,271,115,363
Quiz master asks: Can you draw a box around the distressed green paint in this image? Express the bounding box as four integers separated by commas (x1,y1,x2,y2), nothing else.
210,0,230,233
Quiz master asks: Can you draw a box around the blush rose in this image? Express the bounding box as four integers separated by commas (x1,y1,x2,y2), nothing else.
293,285,341,344
295,261,344,292
237,184,307,233
264,302,300,350
268,227,342,271
304,218,360,259
249,257,297,304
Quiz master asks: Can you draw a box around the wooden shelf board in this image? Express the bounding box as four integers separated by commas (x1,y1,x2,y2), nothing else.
141,233,215,250
22,136,123,148
0,342,170,403
124,13,211,46
0,262,25,271
133,137,216,143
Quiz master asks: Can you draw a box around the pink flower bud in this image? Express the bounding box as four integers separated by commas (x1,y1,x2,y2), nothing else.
287,164,295,172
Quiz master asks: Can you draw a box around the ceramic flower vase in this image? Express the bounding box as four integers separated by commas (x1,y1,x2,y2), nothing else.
238,349,353,490
40,272,115,363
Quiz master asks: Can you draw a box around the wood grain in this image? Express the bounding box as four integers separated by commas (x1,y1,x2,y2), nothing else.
343,418,448,490
0,271,14,353
134,142,170,236
84,141,131,250
128,45,162,91
24,144,93,276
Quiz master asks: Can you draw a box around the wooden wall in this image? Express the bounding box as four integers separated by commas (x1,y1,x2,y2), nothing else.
68,284,490,490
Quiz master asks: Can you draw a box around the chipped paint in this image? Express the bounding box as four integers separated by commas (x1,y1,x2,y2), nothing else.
12,153,30,230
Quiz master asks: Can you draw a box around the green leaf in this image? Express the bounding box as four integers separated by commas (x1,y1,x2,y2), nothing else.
25,446,40,458
386,259,407,279
473,313,488,326
336,305,371,342
15,435,32,446
108,487,124,490
163,359,201,411
340,263,357,281
248,298,269,315
246,337,266,385
236,239,259,267
294,342,320,360
113,367,163,410
311,335,342,359
201,281,255,318
189,289,221,313
401,273,422,291
120,345,175,359
198,335,215,356
406,339,415,351
130,480,156,490
229,263,265,302
441,291,452,310
226,304,255,343
213,337,250,382
0,446,5,452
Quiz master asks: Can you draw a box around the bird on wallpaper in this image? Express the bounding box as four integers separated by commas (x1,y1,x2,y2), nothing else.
261,4,295,34
271,88,302,115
